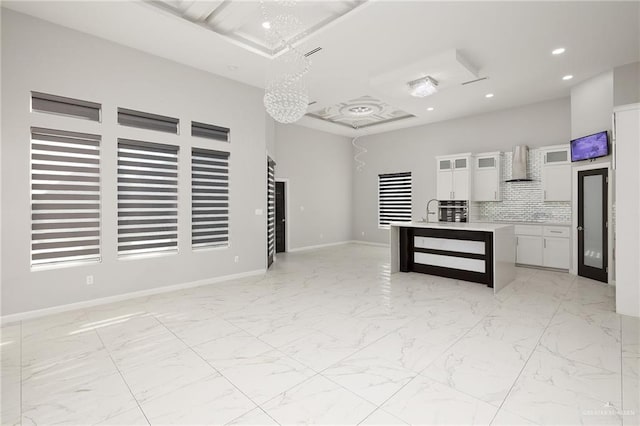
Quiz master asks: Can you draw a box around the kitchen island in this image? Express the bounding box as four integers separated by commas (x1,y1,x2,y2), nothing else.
389,222,516,293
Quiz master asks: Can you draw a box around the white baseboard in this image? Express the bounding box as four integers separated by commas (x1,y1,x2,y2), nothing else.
1,269,266,324
287,241,351,253
350,240,390,248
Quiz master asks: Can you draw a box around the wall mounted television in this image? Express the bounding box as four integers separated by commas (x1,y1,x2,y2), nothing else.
570,131,609,162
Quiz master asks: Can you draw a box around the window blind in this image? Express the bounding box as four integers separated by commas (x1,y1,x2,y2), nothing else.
191,121,230,142
117,139,179,256
118,108,179,134
267,158,275,266
191,148,229,248
378,172,412,227
31,127,101,266
31,92,101,122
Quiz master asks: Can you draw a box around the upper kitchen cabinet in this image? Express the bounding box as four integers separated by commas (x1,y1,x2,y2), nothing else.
436,154,472,200
540,145,571,202
472,152,502,201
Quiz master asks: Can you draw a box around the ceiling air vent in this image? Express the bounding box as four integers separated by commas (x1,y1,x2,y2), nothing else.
461,77,489,86
304,47,323,57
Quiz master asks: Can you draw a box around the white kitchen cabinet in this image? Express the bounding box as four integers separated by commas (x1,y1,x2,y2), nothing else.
614,103,640,317
540,145,571,202
516,235,544,266
436,154,472,200
543,237,570,269
541,146,570,165
473,152,502,201
542,164,572,201
514,224,570,269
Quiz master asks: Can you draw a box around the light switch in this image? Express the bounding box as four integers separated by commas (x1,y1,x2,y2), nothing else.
300,206,305,211
254,209,263,215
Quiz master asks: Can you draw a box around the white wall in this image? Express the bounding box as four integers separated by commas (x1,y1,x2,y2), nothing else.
613,62,640,107
570,71,614,139
352,98,571,244
274,124,352,250
1,10,268,316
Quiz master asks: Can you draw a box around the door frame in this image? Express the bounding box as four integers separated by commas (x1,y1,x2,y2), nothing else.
571,161,613,283
275,178,290,257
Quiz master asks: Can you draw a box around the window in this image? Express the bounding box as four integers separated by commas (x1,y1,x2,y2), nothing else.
31,127,101,267
31,92,101,122
117,108,179,134
378,172,412,228
191,121,230,142
191,148,229,248
117,139,179,256
267,157,275,266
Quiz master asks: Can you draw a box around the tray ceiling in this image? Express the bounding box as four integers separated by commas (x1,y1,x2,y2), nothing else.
148,0,367,57
307,95,414,129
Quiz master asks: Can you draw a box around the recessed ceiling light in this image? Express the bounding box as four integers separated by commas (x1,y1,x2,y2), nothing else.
552,47,566,55
562,74,573,81
427,107,435,111
485,93,494,98
262,21,271,29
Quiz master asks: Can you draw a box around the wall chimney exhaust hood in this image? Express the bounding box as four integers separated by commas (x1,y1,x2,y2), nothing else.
505,145,533,182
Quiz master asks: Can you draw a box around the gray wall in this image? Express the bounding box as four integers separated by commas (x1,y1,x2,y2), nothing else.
613,62,640,107
352,98,571,244
570,71,613,139
274,124,352,250
1,10,268,315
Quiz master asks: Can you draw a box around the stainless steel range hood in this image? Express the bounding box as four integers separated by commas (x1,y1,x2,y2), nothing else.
505,145,533,182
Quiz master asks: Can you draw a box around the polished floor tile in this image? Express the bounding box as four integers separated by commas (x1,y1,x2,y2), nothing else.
1,244,635,425
261,375,376,425
381,375,499,425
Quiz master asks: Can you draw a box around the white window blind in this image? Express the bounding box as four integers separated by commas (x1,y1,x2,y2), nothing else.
117,139,179,256
191,148,229,248
378,172,412,227
31,127,101,266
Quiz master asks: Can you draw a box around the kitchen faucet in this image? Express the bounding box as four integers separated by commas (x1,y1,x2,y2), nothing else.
426,198,439,223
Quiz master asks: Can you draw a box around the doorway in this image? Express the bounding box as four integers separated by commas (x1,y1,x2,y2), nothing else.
577,168,608,282
276,181,286,253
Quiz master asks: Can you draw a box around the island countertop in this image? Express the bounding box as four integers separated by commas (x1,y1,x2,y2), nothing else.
389,221,514,232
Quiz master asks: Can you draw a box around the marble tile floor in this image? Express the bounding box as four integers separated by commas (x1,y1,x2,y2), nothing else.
1,243,638,425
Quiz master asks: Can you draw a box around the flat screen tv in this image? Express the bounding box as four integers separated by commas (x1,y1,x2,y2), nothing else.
570,131,609,162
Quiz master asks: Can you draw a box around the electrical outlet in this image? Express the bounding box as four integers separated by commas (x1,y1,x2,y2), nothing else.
86,275,94,285
234,256,239,263
361,231,365,236
320,233,324,239
300,205,305,211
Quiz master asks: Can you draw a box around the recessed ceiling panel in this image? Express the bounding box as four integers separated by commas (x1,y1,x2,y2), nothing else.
370,49,479,100
148,0,367,57
307,95,414,129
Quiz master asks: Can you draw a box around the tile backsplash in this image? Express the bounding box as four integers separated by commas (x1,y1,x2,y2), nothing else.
470,148,572,223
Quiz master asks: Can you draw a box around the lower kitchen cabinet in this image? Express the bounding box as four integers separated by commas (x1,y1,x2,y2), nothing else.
515,225,570,270
516,235,543,266
543,237,570,269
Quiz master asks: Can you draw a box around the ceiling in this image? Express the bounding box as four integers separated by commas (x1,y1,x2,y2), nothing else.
4,1,639,137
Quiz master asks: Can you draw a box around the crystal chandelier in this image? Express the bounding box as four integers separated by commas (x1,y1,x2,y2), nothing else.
261,0,311,124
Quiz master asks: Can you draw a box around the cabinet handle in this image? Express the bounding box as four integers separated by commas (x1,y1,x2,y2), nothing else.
516,237,519,246
544,190,547,200
544,239,547,248
494,191,497,200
